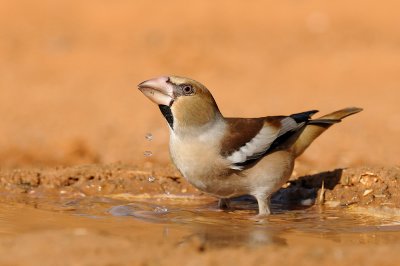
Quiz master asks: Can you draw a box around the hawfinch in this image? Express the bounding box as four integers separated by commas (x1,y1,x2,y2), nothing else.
138,76,362,215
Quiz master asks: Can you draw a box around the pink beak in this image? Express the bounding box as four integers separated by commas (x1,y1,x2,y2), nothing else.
138,76,174,106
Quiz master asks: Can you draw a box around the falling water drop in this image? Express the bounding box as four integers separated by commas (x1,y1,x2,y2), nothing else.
143,150,153,157
154,206,168,214
145,133,153,141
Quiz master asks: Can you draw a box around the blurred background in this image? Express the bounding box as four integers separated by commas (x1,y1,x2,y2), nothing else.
0,0,399,172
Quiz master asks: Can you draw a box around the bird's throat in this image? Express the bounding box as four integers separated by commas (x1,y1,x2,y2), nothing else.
158,105,174,129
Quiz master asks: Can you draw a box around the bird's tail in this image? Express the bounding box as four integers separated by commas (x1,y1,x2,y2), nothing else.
292,107,363,157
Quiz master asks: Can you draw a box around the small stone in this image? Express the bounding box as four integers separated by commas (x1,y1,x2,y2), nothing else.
300,198,314,206
363,171,376,176
325,201,341,208
363,189,373,196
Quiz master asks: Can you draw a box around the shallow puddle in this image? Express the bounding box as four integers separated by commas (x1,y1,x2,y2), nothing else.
1,194,400,249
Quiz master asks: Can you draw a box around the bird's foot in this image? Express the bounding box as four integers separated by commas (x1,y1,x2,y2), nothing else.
256,210,271,217
255,194,272,216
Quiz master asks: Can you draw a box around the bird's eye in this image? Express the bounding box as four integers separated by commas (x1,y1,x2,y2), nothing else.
181,84,195,95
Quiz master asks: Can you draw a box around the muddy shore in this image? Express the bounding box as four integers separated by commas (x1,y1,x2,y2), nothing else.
1,164,400,210
1,165,400,266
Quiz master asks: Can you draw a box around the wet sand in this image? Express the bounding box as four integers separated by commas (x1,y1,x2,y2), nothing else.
1,200,400,266
1,0,400,265
0,0,399,170
1,165,400,265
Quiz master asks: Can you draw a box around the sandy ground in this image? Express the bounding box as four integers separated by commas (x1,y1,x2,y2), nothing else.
0,0,399,170
1,165,400,266
1,0,400,265
1,165,400,210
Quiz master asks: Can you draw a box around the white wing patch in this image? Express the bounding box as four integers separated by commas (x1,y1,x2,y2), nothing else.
226,117,301,170
226,125,278,165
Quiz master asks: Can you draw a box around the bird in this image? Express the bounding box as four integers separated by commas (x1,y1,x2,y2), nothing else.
138,76,362,215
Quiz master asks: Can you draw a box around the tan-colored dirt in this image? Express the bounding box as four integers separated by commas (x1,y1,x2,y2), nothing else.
1,165,400,210
1,165,400,266
1,0,400,265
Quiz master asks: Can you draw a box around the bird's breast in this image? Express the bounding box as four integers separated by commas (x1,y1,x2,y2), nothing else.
170,137,218,178
169,132,231,192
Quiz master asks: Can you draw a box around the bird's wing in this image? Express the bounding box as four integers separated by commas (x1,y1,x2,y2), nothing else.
222,111,318,170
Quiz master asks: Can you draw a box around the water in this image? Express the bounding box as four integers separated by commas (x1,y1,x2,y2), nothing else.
145,133,153,141
144,133,153,158
1,194,400,249
153,206,169,214
143,151,153,157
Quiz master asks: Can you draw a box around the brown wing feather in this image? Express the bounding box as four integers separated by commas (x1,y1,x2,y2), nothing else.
221,111,317,170
220,118,265,157
221,116,308,170
220,117,285,157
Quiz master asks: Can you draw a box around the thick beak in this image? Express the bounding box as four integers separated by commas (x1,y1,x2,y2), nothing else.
138,76,174,106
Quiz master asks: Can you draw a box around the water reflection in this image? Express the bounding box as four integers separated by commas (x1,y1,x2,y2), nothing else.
108,201,286,247
104,197,400,248
1,195,400,249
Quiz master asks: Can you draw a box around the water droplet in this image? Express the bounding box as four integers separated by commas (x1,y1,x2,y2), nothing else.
154,206,168,213
143,150,153,157
148,176,156,182
145,133,153,141
109,205,134,216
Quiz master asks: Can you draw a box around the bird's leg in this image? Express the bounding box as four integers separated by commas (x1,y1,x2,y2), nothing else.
255,194,271,216
218,198,231,210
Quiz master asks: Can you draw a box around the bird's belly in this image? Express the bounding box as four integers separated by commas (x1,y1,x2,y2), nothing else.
169,138,242,196
169,137,295,199
199,175,249,197
244,150,295,196
184,170,247,198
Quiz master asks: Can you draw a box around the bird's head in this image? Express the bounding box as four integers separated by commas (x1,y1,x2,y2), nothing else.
138,76,221,130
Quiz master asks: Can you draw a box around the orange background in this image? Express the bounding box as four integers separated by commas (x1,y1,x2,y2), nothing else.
1,0,399,171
